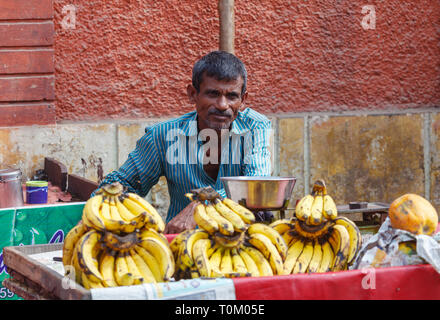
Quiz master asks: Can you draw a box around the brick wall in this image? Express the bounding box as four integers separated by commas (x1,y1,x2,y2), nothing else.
0,0,55,127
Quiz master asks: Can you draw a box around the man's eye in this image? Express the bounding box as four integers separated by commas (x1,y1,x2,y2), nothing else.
207,91,219,97
227,94,239,100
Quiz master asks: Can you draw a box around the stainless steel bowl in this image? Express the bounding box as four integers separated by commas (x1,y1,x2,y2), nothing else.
220,176,297,210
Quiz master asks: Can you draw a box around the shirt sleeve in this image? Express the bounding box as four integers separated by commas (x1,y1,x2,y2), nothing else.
242,119,272,176
94,127,163,197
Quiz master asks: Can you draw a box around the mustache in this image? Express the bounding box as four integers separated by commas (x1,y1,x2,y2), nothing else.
208,108,233,118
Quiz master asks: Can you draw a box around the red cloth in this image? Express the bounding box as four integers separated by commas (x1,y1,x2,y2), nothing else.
165,234,177,243
164,230,440,300
232,264,440,300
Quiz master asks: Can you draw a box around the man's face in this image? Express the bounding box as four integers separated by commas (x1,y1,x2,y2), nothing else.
188,74,247,131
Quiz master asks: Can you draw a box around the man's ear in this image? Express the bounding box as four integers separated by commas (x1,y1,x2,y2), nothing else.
240,90,248,107
187,84,197,105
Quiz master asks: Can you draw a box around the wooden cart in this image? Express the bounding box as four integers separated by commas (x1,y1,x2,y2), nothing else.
2,243,90,300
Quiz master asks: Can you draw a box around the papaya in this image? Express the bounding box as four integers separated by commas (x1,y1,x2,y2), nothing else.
388,193,438,236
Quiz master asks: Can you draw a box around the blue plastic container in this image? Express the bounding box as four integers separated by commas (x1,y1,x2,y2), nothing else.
26,181,48,204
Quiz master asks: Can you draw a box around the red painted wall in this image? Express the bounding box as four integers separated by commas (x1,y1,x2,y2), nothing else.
53,0,440,122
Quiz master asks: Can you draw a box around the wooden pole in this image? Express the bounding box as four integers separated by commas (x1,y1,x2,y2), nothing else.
218,0,235,54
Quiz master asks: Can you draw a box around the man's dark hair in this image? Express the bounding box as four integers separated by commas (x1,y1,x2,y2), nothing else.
192,51,247,97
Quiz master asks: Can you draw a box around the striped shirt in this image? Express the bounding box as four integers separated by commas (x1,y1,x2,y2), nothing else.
98,107,272,222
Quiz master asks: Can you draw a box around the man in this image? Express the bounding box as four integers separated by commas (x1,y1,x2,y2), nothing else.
97,51,272,233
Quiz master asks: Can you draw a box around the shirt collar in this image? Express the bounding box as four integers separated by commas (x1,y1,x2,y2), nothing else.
179,111,198,137
179,110,251,137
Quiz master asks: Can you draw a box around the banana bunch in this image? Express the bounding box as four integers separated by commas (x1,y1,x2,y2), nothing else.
82,182,165,234
185,187,256,238
63,224,175,289
267,179,362,274
62,182,174,289
169,187,288,279
170,222,288,279
295,179,338,225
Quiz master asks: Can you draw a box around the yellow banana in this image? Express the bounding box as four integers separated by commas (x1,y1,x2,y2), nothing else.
247,223,288,260
307,239,323,273
81,272,104,289
134,245,162,282
190,265,201,279
237,248,260,277
323,194,338,220
175,241,188,272
114,195,137,220
269,219,296,235
100,196,112,221
334,217,362,265
213,198,246,232
222,198,256,224
192,238,212,277
317,241,334,273
220,248,233,274
282,237,305,275
139,228,169,248
222,272,252,278
76,230,104,283
308,192,324,226
295,194,314,222
230,248,248,273
241,245,273,276
125,193,165,233
97,196,135,233
109,196,124,222
193,202,219,235
207,241,218,258
120,195,162,233
71,240,83,284
248,233,284,275
138,236,175,281
169,230,192,258
99,250,118,287
180,229,210,268
82,194,106,231
292,240,314,273
328,224,351,271
114,252,134,286
209,246,225,277
124,251,145,285
129,249,157,284
205,203,235,236
62,222,88,268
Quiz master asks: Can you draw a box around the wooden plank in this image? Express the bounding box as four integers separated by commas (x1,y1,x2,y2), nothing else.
44,157,68,191
3,274,55,300
0,22,54,47
2,244,90,300
0,49,54,74
0,103,55,127
0,75,54,102
67,174,99,201
0,0,53,20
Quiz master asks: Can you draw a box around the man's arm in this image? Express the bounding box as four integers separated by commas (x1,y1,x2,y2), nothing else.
95,127,163,197
242,119,272,176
